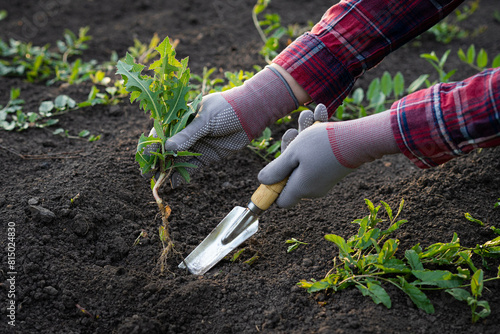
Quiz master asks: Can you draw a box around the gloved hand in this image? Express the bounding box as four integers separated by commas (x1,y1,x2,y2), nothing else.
258,105,400,208
143,66,299,187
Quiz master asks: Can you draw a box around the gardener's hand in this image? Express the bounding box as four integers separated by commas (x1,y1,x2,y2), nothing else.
258,106,400,208
158,65,301,188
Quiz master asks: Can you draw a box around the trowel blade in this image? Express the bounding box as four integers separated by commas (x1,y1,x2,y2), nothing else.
178,206,259,275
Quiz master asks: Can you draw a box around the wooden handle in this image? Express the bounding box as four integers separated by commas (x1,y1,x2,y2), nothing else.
251,178,288,211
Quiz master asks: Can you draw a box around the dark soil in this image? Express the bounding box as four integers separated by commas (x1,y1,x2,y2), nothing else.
1,1,500,333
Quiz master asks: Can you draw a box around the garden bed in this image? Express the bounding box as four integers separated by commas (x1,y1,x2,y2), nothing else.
1,0,500,333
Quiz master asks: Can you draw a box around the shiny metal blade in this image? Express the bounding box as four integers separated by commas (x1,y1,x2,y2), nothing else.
178,206,259,275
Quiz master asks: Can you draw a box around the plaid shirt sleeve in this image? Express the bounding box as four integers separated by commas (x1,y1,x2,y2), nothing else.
390,68,500,169
272,0,464,114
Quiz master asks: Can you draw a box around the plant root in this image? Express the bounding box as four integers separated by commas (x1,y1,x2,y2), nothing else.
153,170,181,274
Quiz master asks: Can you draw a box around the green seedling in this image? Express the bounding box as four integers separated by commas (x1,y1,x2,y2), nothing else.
494,198,500,209
70,193,80,205
248,127,281,161
252,0,310,63
464,212,484,226
116,36,202,272
133,229,148,246
298,199,500,322
458,45,500,71
244,254,260,266
0,10,7,21
230,248,246,262
286,238,308,253
421,50,456,84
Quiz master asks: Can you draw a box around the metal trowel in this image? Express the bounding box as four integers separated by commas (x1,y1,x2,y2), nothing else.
179,178,287,275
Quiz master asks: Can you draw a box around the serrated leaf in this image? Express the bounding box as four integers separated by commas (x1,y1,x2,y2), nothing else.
399,276,435,314
116,60,163,119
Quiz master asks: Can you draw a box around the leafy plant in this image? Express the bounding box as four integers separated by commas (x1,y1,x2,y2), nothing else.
248,127,281,161
286,238,308,253
298,199,500,322
458,45,500,71
252,0,310,63
116,36,202,272
420,50,456,84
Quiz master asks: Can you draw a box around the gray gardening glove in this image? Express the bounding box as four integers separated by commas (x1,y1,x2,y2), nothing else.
258,105,400,208
144,66,299,187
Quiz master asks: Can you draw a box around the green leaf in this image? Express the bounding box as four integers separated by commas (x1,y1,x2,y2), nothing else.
116,59,163,119
393,72,404,99
412,270,464,288
405,250,424,271
380,71,392,97
78,130,90,138
380,201,393,220
464,212,484,226
457,48,467,63
477,49,488,68
175,151,202,157
325,234,355,264
172,162,198,169
467,45,476,64
399,277,435,314
446,288,471,301
39,101,54,114
352,88,364,105
367,78,380,101
383,219,407,236
374,259,411,274
357,281,392,308
407,75,429,93
378,239,398,264
307,280,331,293
492,54,500,68
471,269,484,297
176,166,191,183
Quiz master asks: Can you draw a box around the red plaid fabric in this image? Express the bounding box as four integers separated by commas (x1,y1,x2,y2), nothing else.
390,68,500,168
273,0,464,114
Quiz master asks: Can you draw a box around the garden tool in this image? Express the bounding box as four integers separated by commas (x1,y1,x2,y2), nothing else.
178,178,287,275
177,116,328,275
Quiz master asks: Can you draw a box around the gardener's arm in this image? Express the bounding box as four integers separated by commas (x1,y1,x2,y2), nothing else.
160,0,466,186
260,68,500,208
273,0,465,116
